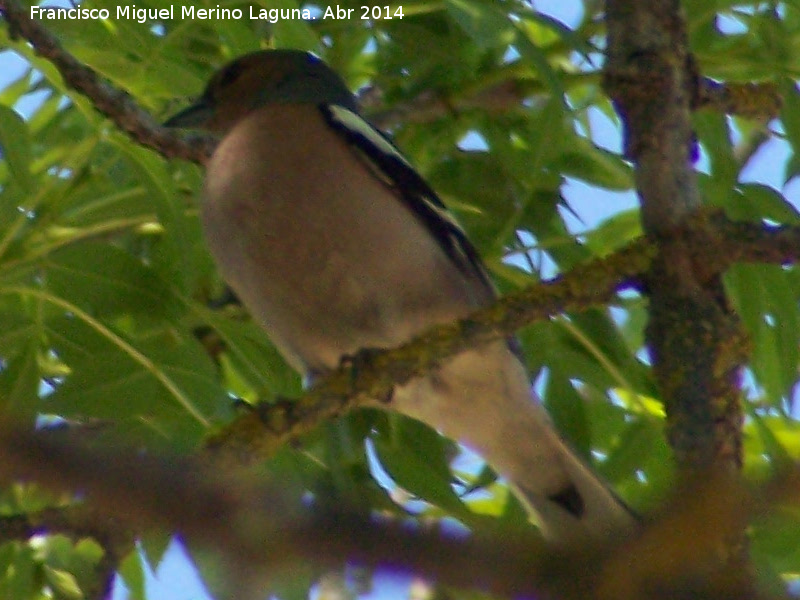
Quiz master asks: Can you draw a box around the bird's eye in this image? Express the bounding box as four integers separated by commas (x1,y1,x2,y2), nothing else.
217,63,243,88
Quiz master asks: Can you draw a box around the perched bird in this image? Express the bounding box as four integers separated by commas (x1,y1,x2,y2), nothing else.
165,49,637,545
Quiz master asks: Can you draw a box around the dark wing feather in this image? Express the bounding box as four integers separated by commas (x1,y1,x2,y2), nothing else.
320,104,494,295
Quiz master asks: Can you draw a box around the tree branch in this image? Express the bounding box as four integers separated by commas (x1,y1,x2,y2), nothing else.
696,78,782,121
3,0,794,483
2,0,780,156
0,421,557,598
604,0,752,579
0,421,794,600
203,234,651,464
206,212,800,467
605,0,746,471
0,0,214,164
0,5,797,595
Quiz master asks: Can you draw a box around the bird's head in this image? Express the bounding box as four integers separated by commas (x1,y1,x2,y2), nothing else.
164,50,357,135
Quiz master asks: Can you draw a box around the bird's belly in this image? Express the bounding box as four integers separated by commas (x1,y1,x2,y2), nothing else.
201,192,478,375
199,110,491,376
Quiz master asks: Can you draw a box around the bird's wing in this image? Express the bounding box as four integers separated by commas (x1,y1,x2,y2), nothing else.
320,104,495,296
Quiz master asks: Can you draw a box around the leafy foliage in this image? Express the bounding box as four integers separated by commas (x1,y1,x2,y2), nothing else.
0,0,799,598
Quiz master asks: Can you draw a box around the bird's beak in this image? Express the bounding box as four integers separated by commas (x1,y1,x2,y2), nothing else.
163,98,215,129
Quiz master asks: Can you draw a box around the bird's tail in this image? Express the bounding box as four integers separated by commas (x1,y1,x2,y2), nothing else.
391,340,638,546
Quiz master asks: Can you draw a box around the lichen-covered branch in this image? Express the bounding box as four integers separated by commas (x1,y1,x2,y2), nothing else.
696,78,782,120
203,236,651,465
0,0,215,164
604,0,752,582
604,0,746,473
207,213,800,466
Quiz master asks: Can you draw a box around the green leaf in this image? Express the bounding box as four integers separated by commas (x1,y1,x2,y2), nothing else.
552,138,634,190
428,152,522,250
115,140,194,293
0,105,34,193
601,419,660,481
118,551,146,600
43,242,180,319
44,313,222,441
585,209,642,255
312,415,375,509
0,340,41,419
552,310,655,397
0,543,38,600
781,79,800,158
514,20,567,100
745,411,795,472
736,183,800,223
752,508,800,574
726,264,800,404
445,0,514,48
196,305,301,400
258,0,321,50
140,532,172,571
43,566,82,599
373,416,467,515
543,369,591,456
0,68,34,106
693,111,737,192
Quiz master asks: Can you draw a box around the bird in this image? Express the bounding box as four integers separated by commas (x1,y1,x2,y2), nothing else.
164,49,637,546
